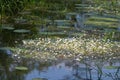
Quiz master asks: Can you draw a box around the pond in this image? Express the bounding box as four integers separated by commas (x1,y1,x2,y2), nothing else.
0,1,120,80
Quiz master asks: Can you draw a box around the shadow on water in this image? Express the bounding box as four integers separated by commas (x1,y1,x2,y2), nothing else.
0,23,38,47
0,29,18,47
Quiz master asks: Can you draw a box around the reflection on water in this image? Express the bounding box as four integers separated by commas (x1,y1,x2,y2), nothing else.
0,57,120,80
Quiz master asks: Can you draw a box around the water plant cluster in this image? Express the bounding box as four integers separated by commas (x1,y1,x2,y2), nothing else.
85,16,119,29
12,37,120,61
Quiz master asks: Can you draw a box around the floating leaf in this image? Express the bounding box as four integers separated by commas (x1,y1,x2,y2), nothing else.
75,4,89,7
1,26,14,30
54,20,70,22
14,29,30,33
14,18,27,23
18,11,31,15
105,66,120,69
15,66,28,70
0,47,9,50
66,12,77,15
1,24,14,30
57,26,70,29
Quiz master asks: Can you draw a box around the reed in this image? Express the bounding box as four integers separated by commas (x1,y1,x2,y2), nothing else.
0,0,32,16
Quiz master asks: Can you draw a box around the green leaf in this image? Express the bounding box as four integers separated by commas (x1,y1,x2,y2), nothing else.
14,29,30,33
15,66,28,70
1,24,14,30
1,26,14,30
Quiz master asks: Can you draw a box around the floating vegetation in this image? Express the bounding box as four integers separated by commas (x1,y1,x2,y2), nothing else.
1,26,14,30
1,24,14,30
75,4,89,7
15,66,28,71
85,16,119,29
54,20,71,26
11,37,120,61
14,18,28,24
87,16,119,22
57,26,70,29
0,47,10,50
14,29,30,33
66,12,77,15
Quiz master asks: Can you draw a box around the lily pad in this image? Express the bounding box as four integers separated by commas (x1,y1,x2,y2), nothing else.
54,20,70,22
14,29,30,33
18,11,31,15
1,26,14,30
32,78,48,80
0,47,9,50
105,66,120,69
75,4,89,7
15,66,28,70
67,12,77,15
1,24,14,30
57,26,70,28
14,18,27,23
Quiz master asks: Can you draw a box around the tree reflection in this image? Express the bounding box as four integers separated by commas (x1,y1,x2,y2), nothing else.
0,51,27,80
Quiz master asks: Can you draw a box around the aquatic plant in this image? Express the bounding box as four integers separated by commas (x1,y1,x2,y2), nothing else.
85,16,119,29
15,66,28,71
11,37,120,61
